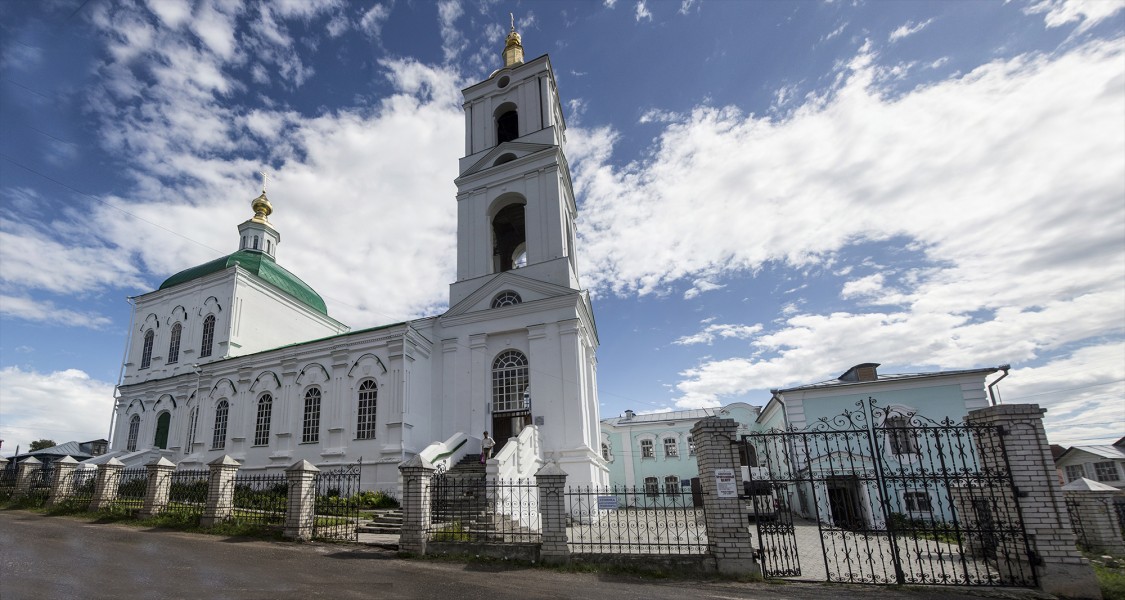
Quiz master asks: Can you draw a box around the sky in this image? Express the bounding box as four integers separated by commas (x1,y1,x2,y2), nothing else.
1,0,1123,456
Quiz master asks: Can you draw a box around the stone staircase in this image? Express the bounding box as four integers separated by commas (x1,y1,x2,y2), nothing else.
355,509,403,535
430,454,539,543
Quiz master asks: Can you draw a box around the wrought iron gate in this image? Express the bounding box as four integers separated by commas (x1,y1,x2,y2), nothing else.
742,398,1036,587
313,460,362,542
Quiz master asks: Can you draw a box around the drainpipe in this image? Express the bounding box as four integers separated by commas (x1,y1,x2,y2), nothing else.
987,364,1010,406
108,296,138,447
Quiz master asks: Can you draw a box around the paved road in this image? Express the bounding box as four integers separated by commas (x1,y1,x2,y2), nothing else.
0,511,1049,600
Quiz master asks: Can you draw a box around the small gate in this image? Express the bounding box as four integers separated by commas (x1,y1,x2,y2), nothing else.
742,398,1036,587
314,460,362,542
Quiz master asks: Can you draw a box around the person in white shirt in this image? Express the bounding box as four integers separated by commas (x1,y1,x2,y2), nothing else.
481,431,495,464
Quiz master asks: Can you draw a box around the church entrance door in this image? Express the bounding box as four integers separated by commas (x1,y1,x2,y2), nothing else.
491,412,530,454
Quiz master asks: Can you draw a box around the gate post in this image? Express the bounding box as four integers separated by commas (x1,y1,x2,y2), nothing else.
284,460,319,541
89,458,124,510
966,404,1100,599
47,456,79,507
200,455,240,527
398,455,436,555
13,457,42,500
535,462,570,565
691,417,760,576
139,457,176,518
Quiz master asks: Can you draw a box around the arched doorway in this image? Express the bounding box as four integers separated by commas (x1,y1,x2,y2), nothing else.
154,411,171,449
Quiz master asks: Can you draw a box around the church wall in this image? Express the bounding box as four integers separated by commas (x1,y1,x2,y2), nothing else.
226,270,348,358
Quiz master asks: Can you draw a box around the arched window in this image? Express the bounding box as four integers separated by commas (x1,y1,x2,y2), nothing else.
664,475,680,495
212,400,229,449
126,414,141,451
884,415,918,455
185,407,198,452
254,394,273,446
494,153,517,166
492,202,526,273
496,109,518,143
167,323,182,364
356,380,377,440
253,235,259,250
492,350,529,413
200,315,215,358
302,388,321,443
140,330,155,369
266,239,271,254
491,290,522,308
241,236,247,249
154,411,171,449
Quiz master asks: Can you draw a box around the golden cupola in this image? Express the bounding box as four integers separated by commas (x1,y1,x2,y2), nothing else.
502,13,524,67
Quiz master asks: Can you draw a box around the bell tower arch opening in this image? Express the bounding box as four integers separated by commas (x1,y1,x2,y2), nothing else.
491,196,526,273
495,102,519,145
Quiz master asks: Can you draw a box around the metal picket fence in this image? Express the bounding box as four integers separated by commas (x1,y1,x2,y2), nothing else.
230,472,288,529
113,467,148,512
564,484,707,555
164,469,209,522
314,462,362,541
428,475,541,543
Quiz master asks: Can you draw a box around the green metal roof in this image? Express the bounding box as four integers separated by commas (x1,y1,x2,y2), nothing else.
159,250,328,315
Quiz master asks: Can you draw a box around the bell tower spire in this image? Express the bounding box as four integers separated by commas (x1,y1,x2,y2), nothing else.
502,13,524,67
237,171,280,258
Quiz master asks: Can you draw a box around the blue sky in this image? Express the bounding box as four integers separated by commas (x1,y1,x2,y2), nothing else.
1,0,1123,455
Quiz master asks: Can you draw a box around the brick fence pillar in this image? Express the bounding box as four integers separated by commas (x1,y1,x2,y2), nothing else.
89,458,124,510
691,417,759,576
47,456,79,507
139,457,177,518
1065,489,1125,555
284,460,319,540
535,462,570,565
398,455,436,555
966,404,1100,599
13,457,42,500
200,455,240,527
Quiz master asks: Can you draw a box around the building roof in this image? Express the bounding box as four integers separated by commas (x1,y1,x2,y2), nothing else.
1060,445,1125,461
774,366,1000,393
159,249,328,315
1061,477,1119,491
17,441,94,460
603,408,718,427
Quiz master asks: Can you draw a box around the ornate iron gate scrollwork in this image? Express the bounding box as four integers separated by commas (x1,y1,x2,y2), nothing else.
741,398,1035,587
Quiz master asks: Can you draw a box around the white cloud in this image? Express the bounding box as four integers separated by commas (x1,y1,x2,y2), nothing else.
674,322,763,346
0,367,116,457
679,0,699,15
1025,0,1125,33
635,1,653,22
360,3,392,39
822,22,848,43
438,0,466,63
0,295,113,329
0,222,145,294
683,278,724,299
840,273,885,299
604,0,618,8
889,18,934,42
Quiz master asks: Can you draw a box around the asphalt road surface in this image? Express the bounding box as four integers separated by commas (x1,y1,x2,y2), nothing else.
0,511,1049,600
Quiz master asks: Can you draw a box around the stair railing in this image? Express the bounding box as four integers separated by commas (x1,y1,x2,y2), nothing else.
489,425,542,481
419,432,475,473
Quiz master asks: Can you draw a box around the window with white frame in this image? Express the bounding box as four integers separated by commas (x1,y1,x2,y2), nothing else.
167,323,181,364
491,350,529,412
356,380,377,440
1094,461,1120,482
126,414,140,451
212,400,228,449
664,437,678,457
185,407,198,452
664,475,680,495
140,330,154,369
1065,464,1085,482
885,415,918,455
904,491,932,513
253,394,272,446
640,439,654,458
688,435,695,456
644,476,659,497
302,388,321,443
491,290,522,308
200,315,216,358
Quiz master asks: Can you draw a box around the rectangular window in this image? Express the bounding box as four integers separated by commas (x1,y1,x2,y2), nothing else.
1065,464,1085,482
688,435,695,456
302,389,321,443
1094,461,1120,482
885,415,919,455
644,477,659,497
640,439,654,458
904,491,932,513
664,476,680,495
664,437,678,457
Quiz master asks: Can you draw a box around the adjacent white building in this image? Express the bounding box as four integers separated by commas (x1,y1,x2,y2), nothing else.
102,28,608,492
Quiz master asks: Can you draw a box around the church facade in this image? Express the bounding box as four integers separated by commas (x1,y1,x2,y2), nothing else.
106,29,608,492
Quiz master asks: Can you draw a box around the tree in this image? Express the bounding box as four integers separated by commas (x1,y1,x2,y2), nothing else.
29,439,56,452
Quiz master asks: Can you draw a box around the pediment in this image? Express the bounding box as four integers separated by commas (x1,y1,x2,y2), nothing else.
460,142,554,178
443,271,579,319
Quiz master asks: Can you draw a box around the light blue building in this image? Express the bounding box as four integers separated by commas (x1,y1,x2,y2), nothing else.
601,403,759,493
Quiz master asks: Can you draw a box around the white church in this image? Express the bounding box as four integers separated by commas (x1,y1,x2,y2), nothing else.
101,27,608,491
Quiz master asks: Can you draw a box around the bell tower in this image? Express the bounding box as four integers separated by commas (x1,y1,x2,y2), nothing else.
449,22,581,306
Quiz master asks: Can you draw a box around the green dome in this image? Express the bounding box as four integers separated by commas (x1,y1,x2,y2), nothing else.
159,250,328,315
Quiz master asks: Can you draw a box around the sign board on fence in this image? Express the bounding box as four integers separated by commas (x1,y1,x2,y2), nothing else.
597,495,618,510
715,468,738,498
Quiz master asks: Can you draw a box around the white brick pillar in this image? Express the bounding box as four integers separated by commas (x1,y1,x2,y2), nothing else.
535,462,570,565
284,460,319,540
47,456,79,507
691,417,760,576
13,457,42,500
89,458,124,511
1065,490,1125,555
200,455,240,527
966,404,1101,599
139,457,176,518
398,455,436,555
